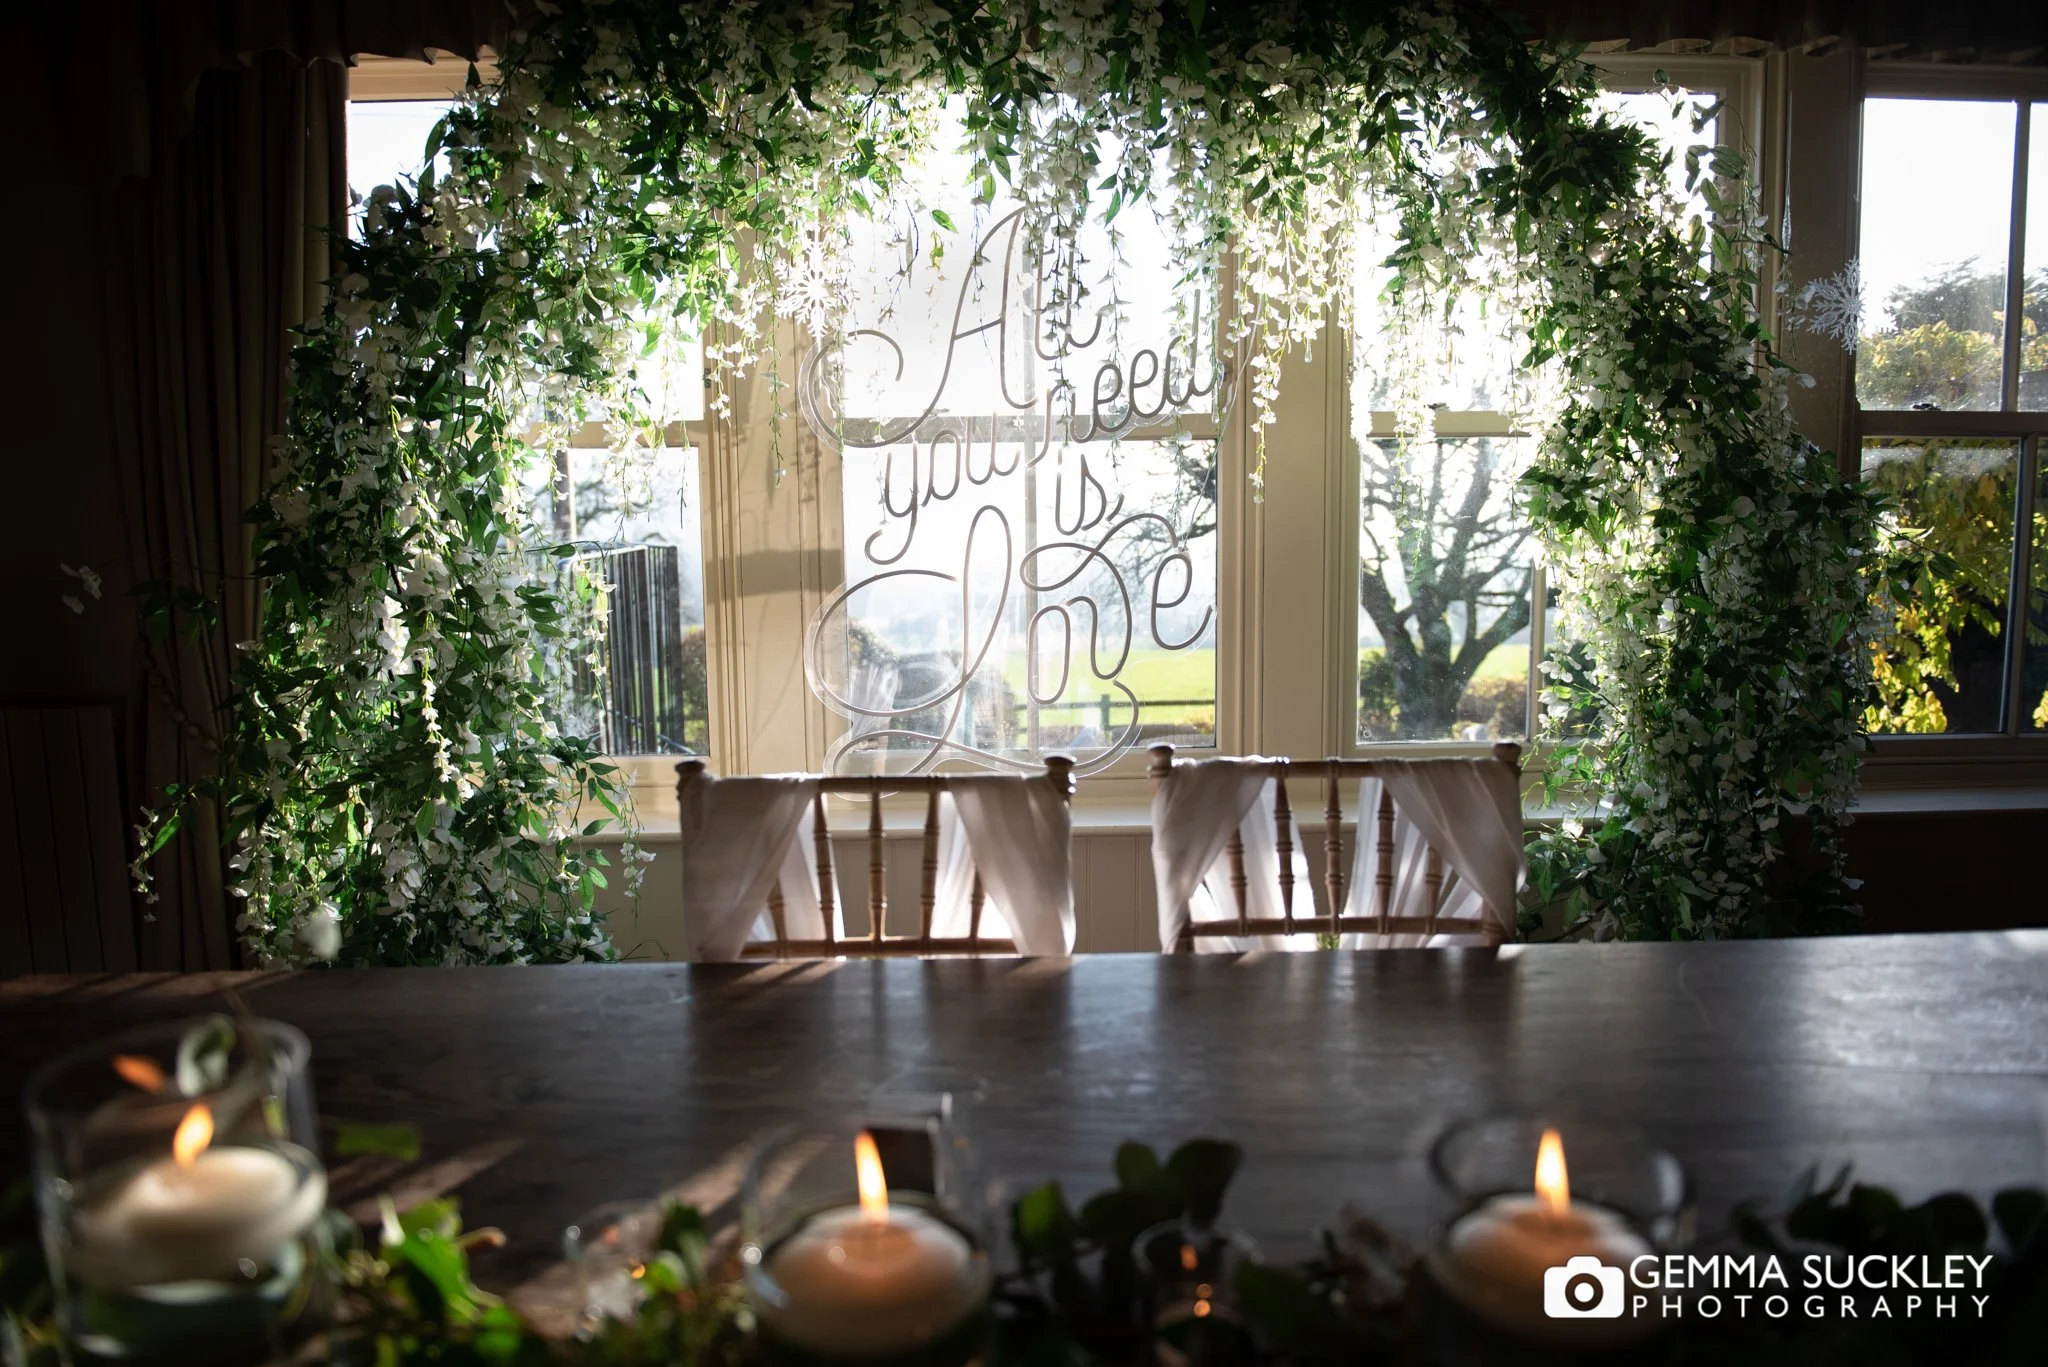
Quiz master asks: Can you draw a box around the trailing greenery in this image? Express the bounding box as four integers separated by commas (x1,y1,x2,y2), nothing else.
130,0,1887,957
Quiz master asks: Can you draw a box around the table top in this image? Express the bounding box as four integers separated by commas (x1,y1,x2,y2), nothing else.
6,934,2048,1315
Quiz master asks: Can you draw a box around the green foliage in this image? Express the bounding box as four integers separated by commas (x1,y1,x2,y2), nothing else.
1001,1138,1245,1359
121,0,1885,952
1861,443,2038,735
9,1145,2047,1366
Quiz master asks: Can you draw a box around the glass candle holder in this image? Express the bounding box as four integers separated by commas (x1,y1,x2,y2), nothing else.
741,1117,992,1365
563,1200,665,1333
1424,1114,1692,1355
1133,1218,1261,1366
25,1016,331,1367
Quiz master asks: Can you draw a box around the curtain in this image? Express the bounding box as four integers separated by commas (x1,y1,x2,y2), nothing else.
104,55,348,969
7,0,512,186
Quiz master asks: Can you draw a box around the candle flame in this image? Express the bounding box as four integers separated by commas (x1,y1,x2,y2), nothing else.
854,1131,888,1224
173,1104,213,1171
1535,1128,1570,1217
112,1055,168,1093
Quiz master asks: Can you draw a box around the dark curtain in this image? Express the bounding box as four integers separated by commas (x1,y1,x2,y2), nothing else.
102,55,348,969
7,0,512,185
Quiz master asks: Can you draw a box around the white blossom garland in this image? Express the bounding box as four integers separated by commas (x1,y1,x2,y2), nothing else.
138,0,1881,958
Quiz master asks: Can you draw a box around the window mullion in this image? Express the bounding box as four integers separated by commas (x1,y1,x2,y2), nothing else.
2003,101,2031,412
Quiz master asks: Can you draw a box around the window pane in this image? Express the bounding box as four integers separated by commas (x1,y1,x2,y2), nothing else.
1863,438,2018,735
808,101,1219,774
2023,104,2048,410
1593,87,1723,223
530,446,711,755
820,438,1217,771
1537,572,1600,741
346,100,451,212
1857,98,2015,412
1357,438,1533,743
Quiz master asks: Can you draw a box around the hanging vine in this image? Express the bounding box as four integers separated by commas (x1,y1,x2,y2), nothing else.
137,0,1882,962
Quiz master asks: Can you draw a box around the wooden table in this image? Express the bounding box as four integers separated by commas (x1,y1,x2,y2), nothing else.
6,935,2047,1309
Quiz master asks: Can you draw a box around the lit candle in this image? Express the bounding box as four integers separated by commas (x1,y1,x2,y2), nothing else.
67,1104,327,1289
753,1131,989,1358
1432,1128,1654,1347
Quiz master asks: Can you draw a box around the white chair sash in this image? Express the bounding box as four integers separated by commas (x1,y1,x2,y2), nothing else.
683,772,1074,960
1344,760,1525,945
932,777,1076,955
679,775,823,961
1151,759,1320,952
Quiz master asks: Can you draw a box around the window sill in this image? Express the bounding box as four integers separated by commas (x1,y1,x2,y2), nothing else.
582,748,2048,841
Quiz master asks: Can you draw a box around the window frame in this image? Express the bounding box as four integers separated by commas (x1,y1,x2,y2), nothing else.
1852,63,2048,764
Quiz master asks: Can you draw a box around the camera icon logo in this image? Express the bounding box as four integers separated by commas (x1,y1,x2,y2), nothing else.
1543,1255,1625,1319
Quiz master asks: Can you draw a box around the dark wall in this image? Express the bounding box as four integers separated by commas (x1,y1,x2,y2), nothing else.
1845,808,2048,933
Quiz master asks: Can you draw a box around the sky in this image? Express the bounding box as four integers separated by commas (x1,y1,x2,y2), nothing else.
1858,98,2039,329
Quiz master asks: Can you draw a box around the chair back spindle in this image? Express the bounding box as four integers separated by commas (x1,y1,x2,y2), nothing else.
1271,767,1295,928
814,791,837,950
867,789,886,943
1324,770,1344,939
1374,788,1396,937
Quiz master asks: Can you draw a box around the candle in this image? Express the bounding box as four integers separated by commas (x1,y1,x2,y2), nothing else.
66,1104,327,1289
1431,1128,1654,1347
753,1131,989,1358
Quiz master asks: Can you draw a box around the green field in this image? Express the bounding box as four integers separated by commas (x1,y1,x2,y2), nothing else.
983,641,1528,733
1002,649,1216,727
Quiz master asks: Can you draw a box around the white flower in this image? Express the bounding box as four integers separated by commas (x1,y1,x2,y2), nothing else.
300,904,343,960
60,564,103,599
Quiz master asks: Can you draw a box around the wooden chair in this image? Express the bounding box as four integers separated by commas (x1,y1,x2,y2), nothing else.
1147,743,1523,951
675,758,1076,959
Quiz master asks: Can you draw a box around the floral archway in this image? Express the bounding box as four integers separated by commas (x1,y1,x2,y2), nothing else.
150,0,1881,965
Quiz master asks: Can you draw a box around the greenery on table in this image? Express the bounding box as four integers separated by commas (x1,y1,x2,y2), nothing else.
6,1137,2047,1366
128,0,1890,958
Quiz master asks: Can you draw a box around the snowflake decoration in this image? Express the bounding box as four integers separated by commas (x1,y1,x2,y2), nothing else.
776,238,842,343
1789,260,1862,354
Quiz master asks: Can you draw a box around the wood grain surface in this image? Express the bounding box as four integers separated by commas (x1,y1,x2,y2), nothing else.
5,935,2047,1307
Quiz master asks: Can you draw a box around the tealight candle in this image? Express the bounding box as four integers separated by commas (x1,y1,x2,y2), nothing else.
752,1131,989,1359
67,1104,327,1289
1430,1128,1655,1348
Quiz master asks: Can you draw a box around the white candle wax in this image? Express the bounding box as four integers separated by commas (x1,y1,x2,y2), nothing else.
1433,1194,1654,1346
758,1204,989,1356
68,1145,327,1289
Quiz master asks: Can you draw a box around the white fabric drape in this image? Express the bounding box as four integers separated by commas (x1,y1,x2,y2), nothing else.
678,775,823,961
682,773,1073,960
1342,760,1525,946
1151,759,1321,952
1151,757,1526,952
931,777,1075,955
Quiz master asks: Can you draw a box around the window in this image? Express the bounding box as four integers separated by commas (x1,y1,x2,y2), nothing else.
346,98,450,215
806,104,1219,775
1347,64,1746,748
1857,77,2048,737
347,63,714,760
